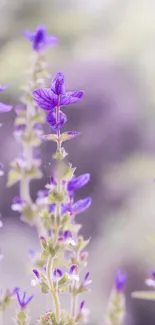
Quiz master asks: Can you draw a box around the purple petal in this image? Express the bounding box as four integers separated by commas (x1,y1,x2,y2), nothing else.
80,300,85,311
13,197,24,204
24,30,35,41
68,174,90,192
60,91,84,107
84,272,90,283
72,197,92,215
16,290,21,306
63,230,72,240
53,268,63,278
33,269,40,279
0,102,12,112
51,72,65,95
61,203,72,215
49,204,56,213
151,271,155,279
69,264,77,274
45,35,58,46
115,270,127,292
46,110,67,131
33,88,58,111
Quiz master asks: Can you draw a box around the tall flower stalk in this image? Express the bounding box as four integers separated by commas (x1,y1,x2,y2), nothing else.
31,72,92,324
8,26,57,236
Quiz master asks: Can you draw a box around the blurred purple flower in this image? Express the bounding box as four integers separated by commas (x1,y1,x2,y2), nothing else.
33,72,84,111
49,203,55,213
0,103,12,113
46,110,67,131
115,270,127,292
24,25,58,52
15,289,33,309
0,85,9,92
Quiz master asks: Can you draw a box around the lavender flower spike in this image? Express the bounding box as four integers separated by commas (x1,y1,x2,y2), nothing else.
115,270,127,292
24,25,58,51
33,72,84,111
15,289,33,309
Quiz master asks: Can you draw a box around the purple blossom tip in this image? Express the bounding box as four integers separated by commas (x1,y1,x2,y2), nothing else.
49,203,56,213
16,289,33,309
80,300,85,311
69,264,77,274
33,269,40,279
53,268,63,278
24,25,58,52
63,230,72,239
115,270,127,292
51,72,65,95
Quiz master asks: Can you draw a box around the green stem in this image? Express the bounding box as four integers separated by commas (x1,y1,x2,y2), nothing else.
47,256,61,322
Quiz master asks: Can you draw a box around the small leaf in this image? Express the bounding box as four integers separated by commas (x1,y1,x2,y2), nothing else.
63,167,76,182
60,131,80,142
132,291,155,300
41,134,58,142
7,170,20,187
52,148,68,160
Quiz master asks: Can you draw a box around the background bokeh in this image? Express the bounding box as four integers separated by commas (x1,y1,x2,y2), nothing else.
1,0,155,324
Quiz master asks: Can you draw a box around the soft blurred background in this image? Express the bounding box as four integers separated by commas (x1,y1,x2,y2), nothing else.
1,0,155,324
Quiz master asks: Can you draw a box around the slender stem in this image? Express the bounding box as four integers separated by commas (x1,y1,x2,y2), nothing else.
47,256,61,322
71,294,76,318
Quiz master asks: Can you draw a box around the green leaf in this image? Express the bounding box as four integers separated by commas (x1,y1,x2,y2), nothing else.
132,291,155,300
60,131,80,142
58,273,68,286
7,170,20,187
63,167,76,181
53,148,68,160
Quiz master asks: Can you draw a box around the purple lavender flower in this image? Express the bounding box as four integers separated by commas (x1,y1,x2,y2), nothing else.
24,25,58,52
69,264,77,274
82,272,91,288
68,174,90,192
115,270,127,292
33,269,40,279
46,110,67,131
33,73,84,111
80,300,85,311
15,289,33,309
72,198,92,215
53,268,63,279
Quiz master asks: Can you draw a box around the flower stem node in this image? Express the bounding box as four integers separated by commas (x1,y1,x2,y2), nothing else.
48,189,64,204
